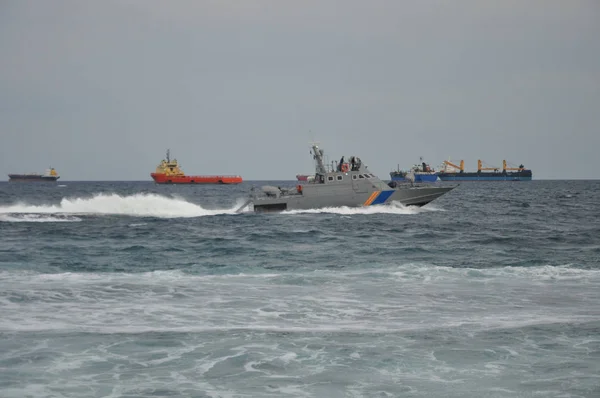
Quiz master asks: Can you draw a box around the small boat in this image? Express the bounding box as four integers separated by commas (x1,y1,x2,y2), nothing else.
151,150,242,184
390,157,439,183
236,143,457,213
8,168,60,182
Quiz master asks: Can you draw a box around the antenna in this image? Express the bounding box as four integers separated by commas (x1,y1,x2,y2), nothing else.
166,149,170,162
309,141,326,175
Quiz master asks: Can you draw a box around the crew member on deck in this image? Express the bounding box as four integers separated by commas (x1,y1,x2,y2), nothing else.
338,156,345,171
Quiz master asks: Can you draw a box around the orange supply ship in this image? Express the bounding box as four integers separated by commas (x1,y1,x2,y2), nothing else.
151,150,243,184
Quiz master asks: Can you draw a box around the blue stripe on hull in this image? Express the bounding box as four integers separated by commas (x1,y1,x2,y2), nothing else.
438,176,532,181
370,190,395,205
416,174,439,182
391,175,439,183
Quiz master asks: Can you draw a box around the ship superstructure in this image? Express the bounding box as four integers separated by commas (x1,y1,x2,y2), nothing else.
390,157,439,183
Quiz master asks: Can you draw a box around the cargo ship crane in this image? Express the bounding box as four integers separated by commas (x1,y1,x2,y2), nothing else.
503,160,527,172
443,160,464,172
478,160,500,172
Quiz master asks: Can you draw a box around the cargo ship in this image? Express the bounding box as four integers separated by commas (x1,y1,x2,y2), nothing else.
151,150,243,184
389,158,439,183
8,168,60,182
436,159,532,181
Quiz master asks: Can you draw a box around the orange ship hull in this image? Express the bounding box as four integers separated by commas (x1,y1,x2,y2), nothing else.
151,173,242,184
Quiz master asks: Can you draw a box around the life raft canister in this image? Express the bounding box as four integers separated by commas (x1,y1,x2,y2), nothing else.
341,163,350,172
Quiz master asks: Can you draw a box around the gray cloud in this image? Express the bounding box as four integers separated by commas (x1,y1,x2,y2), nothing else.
1,0,598,180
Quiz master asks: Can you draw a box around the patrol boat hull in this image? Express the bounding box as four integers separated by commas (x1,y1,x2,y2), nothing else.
251,185,455,213
237,144,457,213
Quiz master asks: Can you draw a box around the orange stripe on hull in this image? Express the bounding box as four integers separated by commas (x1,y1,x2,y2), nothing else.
363,191,380,206
151,173,243,184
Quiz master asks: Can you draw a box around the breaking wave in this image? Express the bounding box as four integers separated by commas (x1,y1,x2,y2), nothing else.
0,193,246,220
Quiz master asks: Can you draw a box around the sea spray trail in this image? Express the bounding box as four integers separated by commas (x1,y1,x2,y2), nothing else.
0,214,82,223
0,194,444,220
282,201,445,215
0,192,245,219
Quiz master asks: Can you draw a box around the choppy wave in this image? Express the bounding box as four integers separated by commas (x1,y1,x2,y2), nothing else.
1,180,599,397
0,193,245,219
2,263,597,285
1,264,598,334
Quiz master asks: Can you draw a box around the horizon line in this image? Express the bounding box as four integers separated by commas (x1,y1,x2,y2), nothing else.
2,178,600,183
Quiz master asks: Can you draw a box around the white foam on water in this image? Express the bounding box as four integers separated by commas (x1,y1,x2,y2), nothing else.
0,265,597,348
0,193,245,219
0,317,589,335
0,270,283,286
0,214,82,223
2,265,598,288
282,201,439,215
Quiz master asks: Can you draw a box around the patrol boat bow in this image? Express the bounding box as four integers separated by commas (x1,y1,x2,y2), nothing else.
236,143,457,213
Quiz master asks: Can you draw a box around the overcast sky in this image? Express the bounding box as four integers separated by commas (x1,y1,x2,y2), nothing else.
1,0,598,180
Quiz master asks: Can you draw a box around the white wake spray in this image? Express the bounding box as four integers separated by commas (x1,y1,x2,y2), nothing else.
282,201,444,215
0,193,246,219
0,194,441,222
0,214,82,223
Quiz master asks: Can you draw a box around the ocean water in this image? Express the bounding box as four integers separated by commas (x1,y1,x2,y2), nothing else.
0,180,599,398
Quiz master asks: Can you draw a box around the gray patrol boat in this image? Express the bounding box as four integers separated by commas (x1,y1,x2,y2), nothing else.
237,143,457,213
